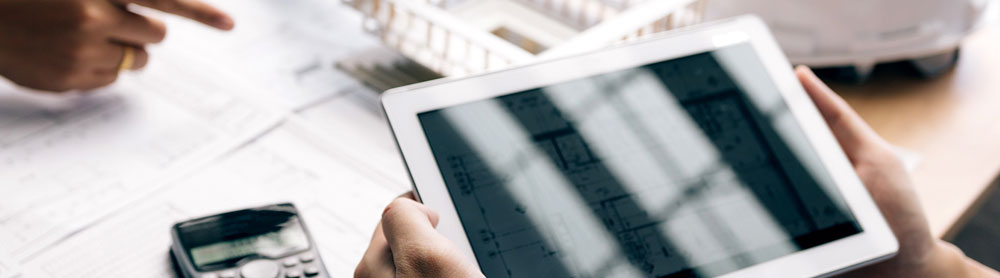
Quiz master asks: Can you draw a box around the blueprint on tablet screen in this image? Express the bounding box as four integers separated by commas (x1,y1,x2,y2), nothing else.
418,46,862,277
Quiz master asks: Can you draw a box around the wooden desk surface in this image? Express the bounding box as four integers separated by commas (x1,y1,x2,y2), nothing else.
832,25,1000,239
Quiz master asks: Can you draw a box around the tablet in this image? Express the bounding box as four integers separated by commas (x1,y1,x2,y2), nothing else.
382,15,897,278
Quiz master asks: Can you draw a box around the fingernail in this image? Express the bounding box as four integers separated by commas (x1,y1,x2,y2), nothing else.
215,16,234,30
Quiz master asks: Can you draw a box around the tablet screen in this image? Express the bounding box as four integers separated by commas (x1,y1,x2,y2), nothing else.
418,43,861,278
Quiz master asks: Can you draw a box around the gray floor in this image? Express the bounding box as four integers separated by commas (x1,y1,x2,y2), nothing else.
949,180,1000,269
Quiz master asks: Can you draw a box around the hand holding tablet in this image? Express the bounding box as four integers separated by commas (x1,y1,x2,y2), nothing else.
793,67,999,278
362,15,996,278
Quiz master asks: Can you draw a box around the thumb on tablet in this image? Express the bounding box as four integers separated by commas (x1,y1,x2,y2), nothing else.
380,197,483,278
795,66,889,160
381,197,441,246
793,66,974,278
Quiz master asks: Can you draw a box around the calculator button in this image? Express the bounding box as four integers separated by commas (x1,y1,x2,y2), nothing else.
303,266,320,277
298,253,315,263
282,258,298,268
285,269,303,278
219,270,237,278
240,260,280,278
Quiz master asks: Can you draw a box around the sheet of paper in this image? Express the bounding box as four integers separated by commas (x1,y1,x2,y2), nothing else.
153,0,384,111
0,0,407,275
0,251,19,278
0,39,284,263
150,0,410,184
293,85,411,191
17,122,402,278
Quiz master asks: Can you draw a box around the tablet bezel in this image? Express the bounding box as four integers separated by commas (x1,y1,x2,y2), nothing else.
382,15,897,278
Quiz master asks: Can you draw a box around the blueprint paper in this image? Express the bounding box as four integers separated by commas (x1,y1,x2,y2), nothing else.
0,0,406,276
155,0,383,111
0,61,282,261
292,87,411,191
16,123,400,278
0,251,19,278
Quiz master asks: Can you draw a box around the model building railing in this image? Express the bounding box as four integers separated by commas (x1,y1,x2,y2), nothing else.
343,0,707,76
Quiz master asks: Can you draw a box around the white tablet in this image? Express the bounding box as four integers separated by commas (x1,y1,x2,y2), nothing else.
382,15,897,278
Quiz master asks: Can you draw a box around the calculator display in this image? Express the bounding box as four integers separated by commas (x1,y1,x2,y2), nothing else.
188,222,309,269
175,205,311,271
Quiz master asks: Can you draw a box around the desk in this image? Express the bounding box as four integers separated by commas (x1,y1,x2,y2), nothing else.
832,25,1000,239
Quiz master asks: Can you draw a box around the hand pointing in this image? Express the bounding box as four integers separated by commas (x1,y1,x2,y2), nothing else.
0,0,233,92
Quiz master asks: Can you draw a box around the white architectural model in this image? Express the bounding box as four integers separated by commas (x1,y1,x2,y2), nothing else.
344,0,990,79
704,0,991,78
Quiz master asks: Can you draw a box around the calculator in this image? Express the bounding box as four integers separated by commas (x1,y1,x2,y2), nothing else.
170,203,329,278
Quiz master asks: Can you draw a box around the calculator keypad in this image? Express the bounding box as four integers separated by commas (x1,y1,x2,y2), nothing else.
303,266,320,277
299,253,315,263
240,260,280,278
202,251,325,278
284,269,303,278
282,259,299,268
282,251,323,277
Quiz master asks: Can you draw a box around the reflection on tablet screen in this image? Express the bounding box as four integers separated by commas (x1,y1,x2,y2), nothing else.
418,43,862,278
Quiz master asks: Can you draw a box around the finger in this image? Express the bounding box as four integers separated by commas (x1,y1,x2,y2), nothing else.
77,42,148,72
75,70,120,91
127,46,150,70
355,194,426,278
99,44,149,71
113,0,234,30
795,66,883,157
109,9,167,44
381,197,440,233
380,198,441,252
400,191,416,200
355,222,396,278
380,197,484,278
